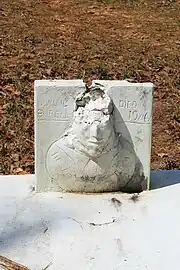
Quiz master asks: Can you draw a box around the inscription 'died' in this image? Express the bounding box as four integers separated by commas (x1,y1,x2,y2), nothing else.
118,98,151,123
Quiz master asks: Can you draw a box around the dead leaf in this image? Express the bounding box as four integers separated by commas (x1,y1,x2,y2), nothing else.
4,84,20,96
0,106,5,114
46,68,52,76
11,153,19,162
0,255,30,270
0,91,6,97
15,167,23,173
15,168,28,175
158,153,168,158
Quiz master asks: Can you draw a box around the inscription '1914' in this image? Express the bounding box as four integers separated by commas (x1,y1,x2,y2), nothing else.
119,98,151,123
128,110,150,122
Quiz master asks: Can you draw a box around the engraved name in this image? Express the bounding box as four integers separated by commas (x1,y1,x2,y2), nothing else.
37,98,71,121
37,107,69,120
40,99,66,108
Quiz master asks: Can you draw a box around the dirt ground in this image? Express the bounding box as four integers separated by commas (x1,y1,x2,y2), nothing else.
0,0,180,175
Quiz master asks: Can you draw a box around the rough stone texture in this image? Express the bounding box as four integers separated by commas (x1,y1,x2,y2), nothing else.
35,80,153,192
0,172,180,270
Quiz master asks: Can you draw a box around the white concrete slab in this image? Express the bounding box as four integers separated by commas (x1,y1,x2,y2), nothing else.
0,171,180,270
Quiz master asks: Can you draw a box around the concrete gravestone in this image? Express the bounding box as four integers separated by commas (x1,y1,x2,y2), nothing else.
35,80,153,193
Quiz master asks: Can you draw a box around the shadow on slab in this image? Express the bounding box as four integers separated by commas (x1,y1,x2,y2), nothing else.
0,197,75,252
150,170,180,190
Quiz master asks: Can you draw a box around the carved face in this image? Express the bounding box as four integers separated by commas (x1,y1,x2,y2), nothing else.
72,108,114,157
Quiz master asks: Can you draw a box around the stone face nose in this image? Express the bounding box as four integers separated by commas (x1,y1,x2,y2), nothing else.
89,122,102,141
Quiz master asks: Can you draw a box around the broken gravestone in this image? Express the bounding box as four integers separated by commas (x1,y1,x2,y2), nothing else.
34,80,153,193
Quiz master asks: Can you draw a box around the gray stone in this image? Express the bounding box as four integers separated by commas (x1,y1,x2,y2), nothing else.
35,80,153,192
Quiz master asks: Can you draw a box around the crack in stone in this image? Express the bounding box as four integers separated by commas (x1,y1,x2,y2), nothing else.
67,217,83,230
88,218,117,227
42,261,53,270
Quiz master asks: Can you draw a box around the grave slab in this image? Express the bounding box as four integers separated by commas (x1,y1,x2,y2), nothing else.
0,171,180,270
35,80,153,192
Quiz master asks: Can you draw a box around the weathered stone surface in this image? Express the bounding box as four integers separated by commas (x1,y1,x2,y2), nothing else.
0,173,180,270
35,80,153,192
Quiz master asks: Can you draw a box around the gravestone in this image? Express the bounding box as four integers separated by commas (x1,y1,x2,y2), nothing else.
35,80,153,193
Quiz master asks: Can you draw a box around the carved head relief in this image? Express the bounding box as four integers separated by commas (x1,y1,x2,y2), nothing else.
72,82,115,157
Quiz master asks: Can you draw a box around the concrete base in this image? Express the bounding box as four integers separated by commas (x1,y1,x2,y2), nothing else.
0,170,180,270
